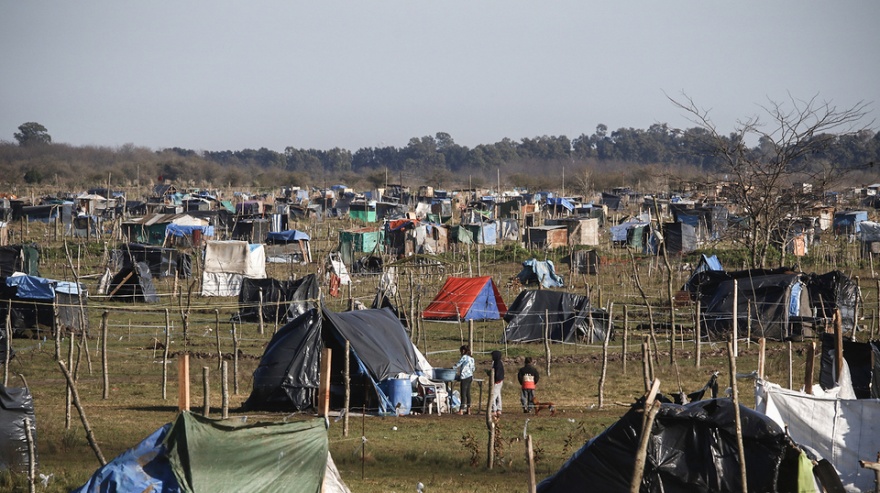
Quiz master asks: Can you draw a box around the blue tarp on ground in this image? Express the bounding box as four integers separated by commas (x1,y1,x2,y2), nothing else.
267,230,311,243
516,259,564,288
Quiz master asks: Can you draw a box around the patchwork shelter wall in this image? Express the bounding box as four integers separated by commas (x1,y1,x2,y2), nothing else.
422,276,507,321
757,380,880,492
503,290,608,343
662,221,697,255
0,245,40,277
0,274,87,335
817,333,880,399
539,398,802,493
265,230,312,263
73,413,350,493
0,385,37,473
243,307,420,415
805,271,860,332
201,240,266,297
112,242,192,278
237,274,319,324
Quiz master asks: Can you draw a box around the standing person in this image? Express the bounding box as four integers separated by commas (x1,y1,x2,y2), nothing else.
518,357,540,413
489,350,504,417
452,345,475,415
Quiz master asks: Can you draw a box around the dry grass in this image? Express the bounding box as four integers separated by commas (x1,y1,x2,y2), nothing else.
0,219,874,492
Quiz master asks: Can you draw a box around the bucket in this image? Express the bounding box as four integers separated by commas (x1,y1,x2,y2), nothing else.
379,378,412,416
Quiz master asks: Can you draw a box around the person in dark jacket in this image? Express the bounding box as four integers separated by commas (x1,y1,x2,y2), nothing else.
489,350,504,417
517,357,540,413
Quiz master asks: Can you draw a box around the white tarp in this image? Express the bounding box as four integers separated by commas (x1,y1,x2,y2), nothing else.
201,241,266,296
756,379,879,492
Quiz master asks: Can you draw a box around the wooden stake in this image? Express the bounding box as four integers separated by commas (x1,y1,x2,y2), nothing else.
622,304,628,374
24,416,35,493
221,360,229,419
526,434,537,493
232,320,239,395
486,367,495,469
468,320,474,354
202,366,210,417
641,340,650,393
319,348,332,417
258,288,265,335
629,400,660,493
695,300,702,369
757,338,766,380
598,302,613,409
787,341,793,390
726,341,748,493
732,279,738,358
101,311,109,400
178,353,190,412
805,341,816,394
162,309,170,400
58,360,106,465
344,340,350,437
544,309,551,376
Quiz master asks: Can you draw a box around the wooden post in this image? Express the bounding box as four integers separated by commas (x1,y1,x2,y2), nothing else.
695,300,702,369
24,416,35,493
215,309,222,370
598,303,613,409
101,310,109,399
58,361,106,465
202,367,210,417
544,309,551,376
805,341,816,394
66,331,74,429
526,434,537,493
732,279,738,357
344,340,350,437
726,341,748,493
3,307,10,387
162,310,170,400
221,360,229,419
319,348,332,417
258,288,265,335
232,320,239,395
629,400,661,493
757,338,766,380
641,340,650,393
178,353,190,412
622,304,628,374
486,368,495,469
787,341,793,390
468,320,474,354
835,309,844,384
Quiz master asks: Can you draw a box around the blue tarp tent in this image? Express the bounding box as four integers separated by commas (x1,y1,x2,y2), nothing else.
516,259,564,288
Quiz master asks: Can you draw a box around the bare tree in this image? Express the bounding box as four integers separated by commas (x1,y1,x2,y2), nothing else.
669,93,873,267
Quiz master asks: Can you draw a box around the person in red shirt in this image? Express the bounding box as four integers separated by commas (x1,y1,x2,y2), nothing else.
517,357,540,413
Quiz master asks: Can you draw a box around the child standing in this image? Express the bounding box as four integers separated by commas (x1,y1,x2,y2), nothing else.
452,345,475,415
517,357,540,413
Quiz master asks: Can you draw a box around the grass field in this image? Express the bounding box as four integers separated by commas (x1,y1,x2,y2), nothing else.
0,219,874,492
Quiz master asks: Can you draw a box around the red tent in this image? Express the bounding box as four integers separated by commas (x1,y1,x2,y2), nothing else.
422,276,507,321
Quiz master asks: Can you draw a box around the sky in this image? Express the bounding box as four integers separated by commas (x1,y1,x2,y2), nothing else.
2,1,879,153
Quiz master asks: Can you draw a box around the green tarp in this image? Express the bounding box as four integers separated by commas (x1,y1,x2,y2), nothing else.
165,413,329,493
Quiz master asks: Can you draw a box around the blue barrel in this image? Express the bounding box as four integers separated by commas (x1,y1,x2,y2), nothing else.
379,378,412,415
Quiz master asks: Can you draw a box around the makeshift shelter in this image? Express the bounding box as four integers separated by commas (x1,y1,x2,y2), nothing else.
0,245,39,277
570,249,600,275
833,210,868,235
201,241,266,297
73,412,350,493
817,333,880,399
539,398,806,493
515,258,564,288
237,274,319,324
0,274,87,335
422,276,507,321
338,227,383,266
661,222,697,255
243,307,424,415
0,384,37,473
265,230,312,263
860,220,880,259
502,290,607,343
547,217,600,246
107,262,159,303
757,380,879,492
122,213,209,246
682,254,723,292
464,221,498,245
525,225,568,250
112,243,192,279
231,218,270,243
696,269,813,340
805,270,860,332
349,201,377,222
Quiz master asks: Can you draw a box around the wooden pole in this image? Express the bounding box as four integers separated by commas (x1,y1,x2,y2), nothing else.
202,366,210,417
232,320,239,395
58,360,106,465
486,367,495,469
101,310,109,399
757,337,766,380
319,348,332,417
787,341,793,390
178,353,190,412
221,360,229,419
162,309,170,400
732,279,738,358
544,309,551,376
695,300,702,369
727,341,748,493
598,302,613,409
258,288,265,335
526,434,537,493
629,400,661,493
641,340,650,393
835,309,844,384
622,304,628,374
66,331,73,429
344,340,350,437
3,307,10,387
805,341,816,394
215,309,222,370
24,416,35,493
468,320,474,354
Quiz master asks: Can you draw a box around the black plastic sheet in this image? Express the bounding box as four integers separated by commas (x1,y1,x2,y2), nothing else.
0,385,37,472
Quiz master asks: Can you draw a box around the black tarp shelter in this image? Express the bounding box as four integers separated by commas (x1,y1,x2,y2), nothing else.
502,290,608,343
0,384,37,472
113,243,192,279
237,274,319,324
107,262,159,303
0,245,40,277
806,271,860,332
538,398,803,493
242,307,419,414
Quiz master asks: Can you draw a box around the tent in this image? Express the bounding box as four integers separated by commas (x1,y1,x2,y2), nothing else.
266,230,312,263
515,258,564,288
112,242,192,278
0,384,37,473
682,254,723,292
502,290,608,343
201,241,266,297
538,398,805,493
0,274,87,335
0,245,40,277
73,412,350,493
237,274,319,324
243,307,425,415
107,262,159,303
757,380,880,492
422,276,507,321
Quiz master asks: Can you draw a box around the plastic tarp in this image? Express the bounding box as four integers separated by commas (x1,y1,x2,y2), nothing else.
422,276,508,321
539,398,799,493
324,308,418,383
108,262,159,303
861,220,880,242
757,380,880,492
237,274,318,323
201,241,266,297
818,333,879,399
503,290,607,343
516,258,564,288
5,274,54,299
807,271,860,332
114,243,192,279
547,197,574,212
74,413,349,493
0,385,37,473
266,230,310,243
165,223,214,238
0,245,39,277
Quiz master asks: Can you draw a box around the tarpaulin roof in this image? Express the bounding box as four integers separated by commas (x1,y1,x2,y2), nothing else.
74,413,348,493
165,223,215,238
539,398,800,493
266,230,310,243
422,276,507,321
324,308,418,382
502,290,607,343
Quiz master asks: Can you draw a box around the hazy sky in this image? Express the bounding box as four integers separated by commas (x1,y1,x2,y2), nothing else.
2,1,878,153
